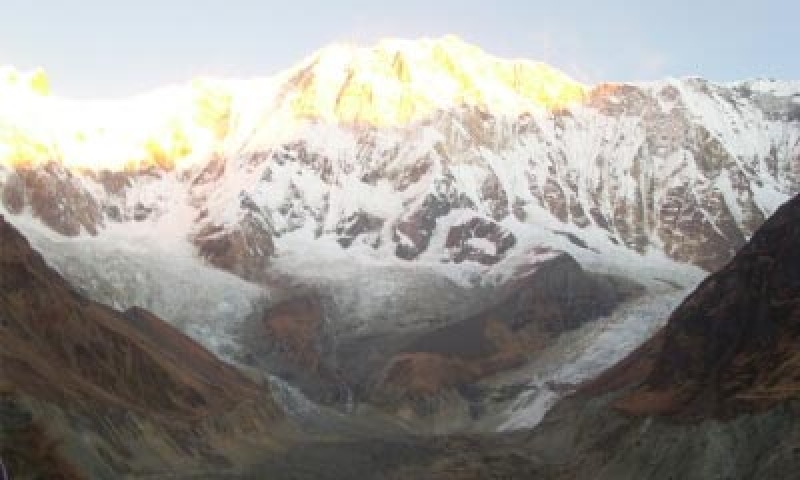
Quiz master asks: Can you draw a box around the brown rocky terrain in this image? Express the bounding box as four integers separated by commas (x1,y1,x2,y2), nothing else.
191,211,275,283
0,214,287,479
0,390,86,480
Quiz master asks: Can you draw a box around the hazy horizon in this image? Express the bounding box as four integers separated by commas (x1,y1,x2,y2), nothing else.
1,0,797,98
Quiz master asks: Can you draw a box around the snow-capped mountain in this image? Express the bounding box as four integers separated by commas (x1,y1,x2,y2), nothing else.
1,37,797,277
0,36,798,424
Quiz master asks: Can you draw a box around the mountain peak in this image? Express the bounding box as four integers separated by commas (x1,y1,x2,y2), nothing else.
288,36,587,126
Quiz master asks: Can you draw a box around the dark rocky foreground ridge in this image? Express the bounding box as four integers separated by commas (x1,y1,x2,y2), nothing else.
0,215,287,479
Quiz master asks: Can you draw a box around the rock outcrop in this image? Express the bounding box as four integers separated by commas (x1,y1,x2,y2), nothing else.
191,210,275,282
2,164,103,235
444,216,516,265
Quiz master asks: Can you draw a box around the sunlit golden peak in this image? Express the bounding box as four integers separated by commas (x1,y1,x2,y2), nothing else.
288,35,587,126
0,37,587,172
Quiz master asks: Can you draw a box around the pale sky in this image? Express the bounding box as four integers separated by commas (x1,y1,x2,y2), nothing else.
1,0,796,97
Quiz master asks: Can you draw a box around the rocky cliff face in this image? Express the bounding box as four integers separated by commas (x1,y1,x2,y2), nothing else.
0,215,285,479
251,73,798,272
